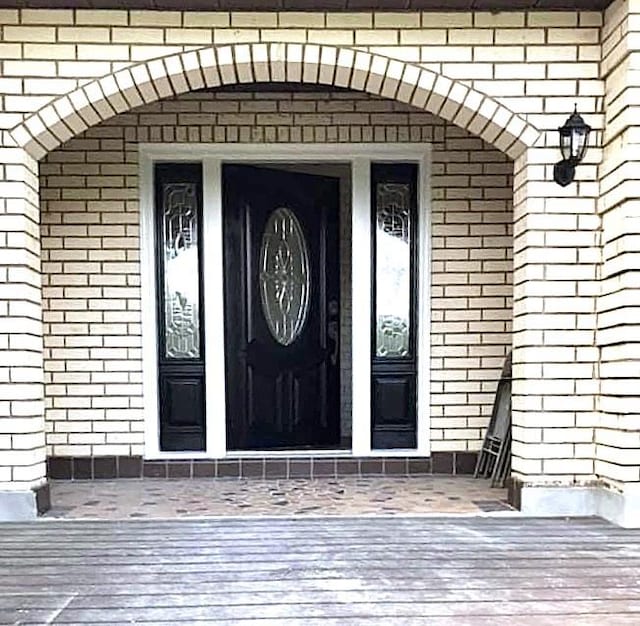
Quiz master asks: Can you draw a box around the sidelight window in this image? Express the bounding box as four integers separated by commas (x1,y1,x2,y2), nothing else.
154,163,206,452
375,182,412,359
161,182,202,359
371,163,418,450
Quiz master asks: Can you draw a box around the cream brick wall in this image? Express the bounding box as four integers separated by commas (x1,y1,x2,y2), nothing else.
0,141,46,489
511,148,601,484
39,89,513,457
0,7,614,486
0,8,602,133
430,123,513,452
596,0,640,490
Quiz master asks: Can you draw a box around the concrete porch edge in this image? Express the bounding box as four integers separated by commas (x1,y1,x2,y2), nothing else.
509,478,640,528
0,483,50,521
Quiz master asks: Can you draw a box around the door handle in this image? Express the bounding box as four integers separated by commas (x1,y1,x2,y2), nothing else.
328,321,339,366
327,299,339,367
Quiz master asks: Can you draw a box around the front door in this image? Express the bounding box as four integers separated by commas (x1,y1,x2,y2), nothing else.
223,165,340,450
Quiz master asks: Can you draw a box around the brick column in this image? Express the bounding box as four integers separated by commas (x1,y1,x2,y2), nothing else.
510,140,601,514
0,139,48,520
595,0,640,527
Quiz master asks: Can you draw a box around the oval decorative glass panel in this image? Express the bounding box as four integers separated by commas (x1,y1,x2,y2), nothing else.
259,207,310,346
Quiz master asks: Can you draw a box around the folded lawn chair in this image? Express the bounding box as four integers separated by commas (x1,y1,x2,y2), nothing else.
474,351,512,487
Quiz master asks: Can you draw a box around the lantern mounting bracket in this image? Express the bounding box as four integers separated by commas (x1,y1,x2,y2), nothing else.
553,160,576,187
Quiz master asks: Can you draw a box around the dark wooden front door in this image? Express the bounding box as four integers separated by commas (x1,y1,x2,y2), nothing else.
223,165,340,450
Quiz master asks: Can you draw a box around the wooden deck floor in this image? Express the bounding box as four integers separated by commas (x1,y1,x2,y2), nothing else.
1,516,640,625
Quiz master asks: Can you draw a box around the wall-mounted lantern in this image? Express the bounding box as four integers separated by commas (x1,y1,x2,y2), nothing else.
553,106,591,187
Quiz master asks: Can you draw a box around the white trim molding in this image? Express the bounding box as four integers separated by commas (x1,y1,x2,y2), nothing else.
351,158,371,456
417,155,432,455
139,152,161,460
139,143,431,459
202,158,227,458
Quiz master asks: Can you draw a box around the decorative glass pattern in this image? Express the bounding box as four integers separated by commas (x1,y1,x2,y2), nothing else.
162,183,201,359
376,183,411,358
259,207,310,346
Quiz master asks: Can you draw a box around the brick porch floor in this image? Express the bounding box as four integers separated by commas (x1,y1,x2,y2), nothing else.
44,476,513,519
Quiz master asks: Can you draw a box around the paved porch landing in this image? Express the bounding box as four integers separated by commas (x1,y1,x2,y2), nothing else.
2,517,640,624
45,476,512,518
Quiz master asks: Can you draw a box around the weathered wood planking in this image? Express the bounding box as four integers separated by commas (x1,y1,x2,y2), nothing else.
1,517,640,624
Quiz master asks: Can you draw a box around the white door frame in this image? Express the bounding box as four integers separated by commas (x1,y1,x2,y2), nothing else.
140,143,431,459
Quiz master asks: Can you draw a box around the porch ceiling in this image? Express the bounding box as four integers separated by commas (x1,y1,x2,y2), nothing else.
0,0,613,10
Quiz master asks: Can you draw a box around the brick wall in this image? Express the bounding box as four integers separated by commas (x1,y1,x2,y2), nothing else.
0,7,612,487
39,88,513,457
0,8,601,133
596,0,640,490
0,145,45,490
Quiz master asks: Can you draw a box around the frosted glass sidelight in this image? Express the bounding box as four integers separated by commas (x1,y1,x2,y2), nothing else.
376,183,411,358
259,207,310,346
162,183,201,359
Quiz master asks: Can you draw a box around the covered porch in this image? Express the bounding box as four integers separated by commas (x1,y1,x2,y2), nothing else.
36,62,517,482
1,34,634,526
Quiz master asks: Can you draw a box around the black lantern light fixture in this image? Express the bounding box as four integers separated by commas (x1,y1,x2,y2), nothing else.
553,106,591,187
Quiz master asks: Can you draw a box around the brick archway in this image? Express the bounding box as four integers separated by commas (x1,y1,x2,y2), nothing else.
10,42,540,160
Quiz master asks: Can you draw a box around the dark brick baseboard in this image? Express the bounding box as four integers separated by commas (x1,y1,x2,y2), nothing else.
47,451,479,481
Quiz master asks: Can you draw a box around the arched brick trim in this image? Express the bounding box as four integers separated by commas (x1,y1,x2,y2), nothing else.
10,42,540,161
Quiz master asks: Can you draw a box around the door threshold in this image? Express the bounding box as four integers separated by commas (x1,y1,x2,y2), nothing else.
145,449,426,460
227,449,351,458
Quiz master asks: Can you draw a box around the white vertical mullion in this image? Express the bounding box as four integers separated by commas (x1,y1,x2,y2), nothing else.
139,153,160,458
351,158,372,456
203,157,227,458
417,151,432,455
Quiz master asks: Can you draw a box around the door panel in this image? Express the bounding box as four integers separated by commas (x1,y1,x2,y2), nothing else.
373,374,415,426
223,164,340,450
162,375,205,427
